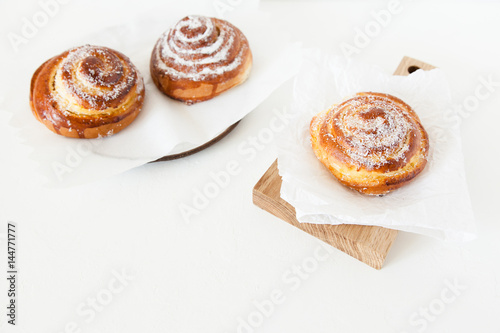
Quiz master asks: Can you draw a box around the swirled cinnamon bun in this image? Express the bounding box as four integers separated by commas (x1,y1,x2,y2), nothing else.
30,45,145,139
310,92,429,195
150,15,252,104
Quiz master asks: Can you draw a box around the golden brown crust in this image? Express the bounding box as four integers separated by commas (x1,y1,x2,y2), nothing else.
150,15,252,104
30,45,145,139
310,92,429,195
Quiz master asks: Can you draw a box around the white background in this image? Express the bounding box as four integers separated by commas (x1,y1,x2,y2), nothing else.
0,1,499,332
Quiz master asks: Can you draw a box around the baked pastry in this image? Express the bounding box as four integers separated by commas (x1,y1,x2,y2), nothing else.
150,15,252,104
30,45,145,138
310,92,429,195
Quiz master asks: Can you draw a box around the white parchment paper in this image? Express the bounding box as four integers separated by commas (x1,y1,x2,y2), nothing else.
15,12,301,186
276,49,476,242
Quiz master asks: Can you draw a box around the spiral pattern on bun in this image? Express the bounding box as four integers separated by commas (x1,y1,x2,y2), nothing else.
150,15,252,104
30,45,145,138
310,92,429,195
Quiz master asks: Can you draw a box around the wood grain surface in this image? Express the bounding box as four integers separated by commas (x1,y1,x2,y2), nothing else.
253,57,436,269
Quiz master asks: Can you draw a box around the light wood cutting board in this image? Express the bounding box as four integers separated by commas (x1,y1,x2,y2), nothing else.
253,57,436,269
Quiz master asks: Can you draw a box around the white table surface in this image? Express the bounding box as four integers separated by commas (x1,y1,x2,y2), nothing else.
1,1,499,332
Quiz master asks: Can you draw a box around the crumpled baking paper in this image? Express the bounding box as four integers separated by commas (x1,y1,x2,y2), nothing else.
276,49,476,242
12,11,301,186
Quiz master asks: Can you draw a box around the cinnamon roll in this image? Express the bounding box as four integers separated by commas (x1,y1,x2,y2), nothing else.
310,92,429,195
30,45,145,139
150,15,252,104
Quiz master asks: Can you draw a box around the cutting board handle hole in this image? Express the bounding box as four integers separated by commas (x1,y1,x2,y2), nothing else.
407,65,420,73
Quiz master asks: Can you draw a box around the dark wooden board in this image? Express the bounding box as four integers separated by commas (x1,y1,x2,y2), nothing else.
152,121,239,162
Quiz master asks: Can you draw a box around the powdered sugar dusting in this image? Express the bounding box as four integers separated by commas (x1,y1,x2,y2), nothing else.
330,94,415,169
155,15,247,81
53,45,140,111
